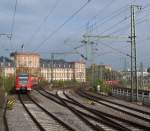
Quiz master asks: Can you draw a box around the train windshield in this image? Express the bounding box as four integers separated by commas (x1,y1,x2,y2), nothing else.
19,77,28,84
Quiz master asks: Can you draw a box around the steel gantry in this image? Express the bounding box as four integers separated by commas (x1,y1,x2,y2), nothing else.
82,4,141,102
130,5,141,102
82,34,130,87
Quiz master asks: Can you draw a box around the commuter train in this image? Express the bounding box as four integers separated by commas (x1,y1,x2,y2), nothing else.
15,73,32,92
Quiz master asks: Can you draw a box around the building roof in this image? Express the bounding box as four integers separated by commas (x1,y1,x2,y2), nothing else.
40,59,73,68
0,55,85,68
70,61,85,64
10,52,40,56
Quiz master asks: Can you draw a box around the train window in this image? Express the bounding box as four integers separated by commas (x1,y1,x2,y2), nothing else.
19,74,29,77
19,77,28,84
18,73,29,84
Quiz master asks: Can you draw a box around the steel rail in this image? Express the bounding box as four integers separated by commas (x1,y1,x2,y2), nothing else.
56,91,105,131
18,94,46,131
26,93,75,131
81,89,150,116
38,89,131,131
64,91,150,130
78,90,150,122
63,91,133,131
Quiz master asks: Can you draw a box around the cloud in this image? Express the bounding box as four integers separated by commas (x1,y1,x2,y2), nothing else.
0,0,150,69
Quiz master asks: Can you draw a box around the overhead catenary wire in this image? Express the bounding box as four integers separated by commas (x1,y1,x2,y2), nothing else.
82,36,130,57
25,0,61,47
78,2,149,40
89,0,138,32
99,16,130,35
142,3,150,10
63,1,131,54
67,4,128,40
96,3,150,37
90,3,150,68
95,41,131,57
91,15,150,58
108,10,150,36
67,2,150,65
63,0,135,45
86,0,137,31
10,0,18,40
8,0,18,53
89,0,115,21
69,0,147,44
65,0,117,38
136,37,150,44
32,0,92,52
96,51,114,56
92,7,128,32
92,2,150,36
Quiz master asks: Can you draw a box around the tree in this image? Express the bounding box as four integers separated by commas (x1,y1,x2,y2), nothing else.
94,79,111,94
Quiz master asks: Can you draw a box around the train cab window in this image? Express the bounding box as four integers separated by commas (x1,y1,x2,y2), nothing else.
19,77,28,84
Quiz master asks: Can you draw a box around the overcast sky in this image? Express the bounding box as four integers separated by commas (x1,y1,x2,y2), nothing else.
0,0,150,69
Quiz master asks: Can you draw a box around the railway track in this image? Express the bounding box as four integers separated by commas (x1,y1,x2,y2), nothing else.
80,89,150,116
56,91,104,131
57,90,133,131
18,93,75,131
77,90,150,123
63,90,145,131
33,89,94,131
3,100,9,131
37,88,136,131
37,89,107,131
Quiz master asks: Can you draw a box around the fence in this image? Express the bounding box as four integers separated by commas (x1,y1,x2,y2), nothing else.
111,87,150,106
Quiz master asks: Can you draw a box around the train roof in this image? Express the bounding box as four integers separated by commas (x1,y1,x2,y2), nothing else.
18,73,29,77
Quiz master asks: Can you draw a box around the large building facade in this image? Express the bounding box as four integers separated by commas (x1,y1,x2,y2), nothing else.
40,59,86,82
0,56,14,77
10,52,40,76
86,64,121,83
0,53,86,82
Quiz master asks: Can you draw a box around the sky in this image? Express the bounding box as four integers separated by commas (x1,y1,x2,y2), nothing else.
0,0,150,70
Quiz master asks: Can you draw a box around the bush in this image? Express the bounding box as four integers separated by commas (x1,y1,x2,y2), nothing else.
5,77,15,93
39,80,49,87
94,79,111,94
0,76,15,94
63,80,80,87
52,80,64,88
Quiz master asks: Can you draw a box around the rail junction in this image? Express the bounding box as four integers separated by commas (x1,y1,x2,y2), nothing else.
2,87,150,131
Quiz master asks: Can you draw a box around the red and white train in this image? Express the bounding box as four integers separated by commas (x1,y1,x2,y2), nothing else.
15,73,33,91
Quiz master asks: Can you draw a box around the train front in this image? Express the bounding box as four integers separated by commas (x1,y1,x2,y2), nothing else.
15,73,32,92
